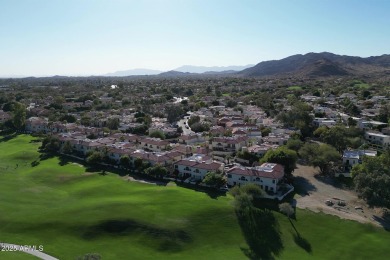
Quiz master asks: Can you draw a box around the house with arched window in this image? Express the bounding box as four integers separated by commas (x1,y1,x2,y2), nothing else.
226,163,285,193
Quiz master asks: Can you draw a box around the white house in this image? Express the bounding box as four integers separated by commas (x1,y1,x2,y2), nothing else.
262,134,289,146
131,149,184,166
212,136,248,153
174,154,224,180
342,150,377,174
25,117,49,133
364,132,390,148
178,134,206,145
357,120,387,130
246,144,279,157
313,118,337,127
226,163,285,193
139,137,170,152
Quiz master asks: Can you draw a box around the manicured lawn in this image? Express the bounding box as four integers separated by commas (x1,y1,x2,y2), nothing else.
287,86,302,90
354,83,370,89
0,251,39,259
1,134,389,259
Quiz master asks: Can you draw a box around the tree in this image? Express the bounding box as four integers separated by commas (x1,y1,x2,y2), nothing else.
241,183,265,198
226,99,238,108
260,147,298,175
313,126,328,138
260,127,271,137
190,122,210,133
59,114,77,123
106,118,120,130
211,100,220,106
285,138,304,152
279,202,294,219
187,115,200,127
230,184,265,210
276,102,314,137
120,155,132,169
352,150,390,208
12,102,26,130
144,164,168,178
299,143,340,174
165,104,184,123
41,136,60,153
319,126,349,153
232,192,254,210
134,158,143,170
86,151,102,165
80,116,91,126
236,150,259,165
342,98,361,116
149,130,165,140
202,172,227,187
61,141,73,154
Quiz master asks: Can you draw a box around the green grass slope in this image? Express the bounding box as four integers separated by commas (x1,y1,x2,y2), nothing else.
0,135,389,259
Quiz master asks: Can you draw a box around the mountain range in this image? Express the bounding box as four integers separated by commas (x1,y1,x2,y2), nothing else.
104,64,253,77
238,52,390,77
174,64,254,74
3,52,389,79
105,53,390,78
104,68,162,76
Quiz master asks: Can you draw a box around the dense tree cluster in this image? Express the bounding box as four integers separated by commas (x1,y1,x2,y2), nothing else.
352,150,390,208
201,171,226,187
260,147,298,176
299,143,340,175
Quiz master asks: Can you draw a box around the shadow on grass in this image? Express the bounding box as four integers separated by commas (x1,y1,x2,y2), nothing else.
83,219,192,252
236,207,283,259
0,132,18,143
372,215,390,231
176,182,227,199
293,232,312,253
31,160,40,167
293,176,317,196
288,218,312,253
39,152,55,161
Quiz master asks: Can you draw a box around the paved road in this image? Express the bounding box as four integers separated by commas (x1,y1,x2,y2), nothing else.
177,117,194,135
0,243,59,260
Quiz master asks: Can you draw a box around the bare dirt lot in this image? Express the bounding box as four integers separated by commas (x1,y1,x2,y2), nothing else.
293,164,389,229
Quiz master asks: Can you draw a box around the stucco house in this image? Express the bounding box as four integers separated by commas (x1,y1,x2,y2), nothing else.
226,163,285,193
174,154,224,180
139,137,170,152
212,136,248,153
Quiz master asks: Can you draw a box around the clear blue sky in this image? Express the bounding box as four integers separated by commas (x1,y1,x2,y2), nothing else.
0,0,389,76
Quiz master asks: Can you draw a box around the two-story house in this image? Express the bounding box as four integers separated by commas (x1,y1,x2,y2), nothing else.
174,154,224,180
139,138,170,152
226,163,285,193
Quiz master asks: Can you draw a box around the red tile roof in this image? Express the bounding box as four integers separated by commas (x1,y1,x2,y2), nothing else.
227,163,284,179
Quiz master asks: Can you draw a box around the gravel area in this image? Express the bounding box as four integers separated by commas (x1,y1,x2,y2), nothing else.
293,164,389,229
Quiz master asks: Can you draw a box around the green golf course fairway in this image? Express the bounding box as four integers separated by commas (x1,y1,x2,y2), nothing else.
0,134,389,259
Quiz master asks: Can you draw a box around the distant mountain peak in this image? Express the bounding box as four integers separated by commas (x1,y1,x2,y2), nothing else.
174,64,254,74
104,68,162,77
238,52,390,77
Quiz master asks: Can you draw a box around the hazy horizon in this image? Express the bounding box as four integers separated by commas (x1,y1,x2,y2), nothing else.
1,0,389,77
